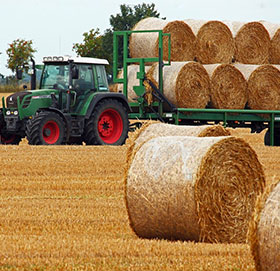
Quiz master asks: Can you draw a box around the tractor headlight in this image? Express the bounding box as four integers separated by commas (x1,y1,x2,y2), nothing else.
6,110,11,116
53,56,58,61
14,110,18,116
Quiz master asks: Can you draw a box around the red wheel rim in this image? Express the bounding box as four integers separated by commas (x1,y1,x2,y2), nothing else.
98,109,123,144
42,121,60,144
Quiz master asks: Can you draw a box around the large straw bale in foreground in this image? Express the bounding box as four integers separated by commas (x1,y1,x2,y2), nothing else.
129,17,196,61
133,123,230,149
185,20,235,64
233,22,270,64
248,181,280,271
148,62,210,108
126,136,265,243
113,65,150,102
204,64,247,109
247,64,280,110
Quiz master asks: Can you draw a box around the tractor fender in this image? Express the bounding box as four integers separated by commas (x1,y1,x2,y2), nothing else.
85,92,131,119
36,108,71,141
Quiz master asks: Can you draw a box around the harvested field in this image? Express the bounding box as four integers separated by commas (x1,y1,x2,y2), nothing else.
0,100,279,270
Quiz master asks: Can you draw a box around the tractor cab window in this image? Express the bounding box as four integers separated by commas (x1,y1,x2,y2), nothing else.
96,65,109,90
40,64,69,90
73,64,94,95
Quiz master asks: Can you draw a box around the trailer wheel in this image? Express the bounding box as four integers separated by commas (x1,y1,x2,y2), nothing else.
264,128,280,146
84,99,128,145
26,111,65,145
0,134,21,145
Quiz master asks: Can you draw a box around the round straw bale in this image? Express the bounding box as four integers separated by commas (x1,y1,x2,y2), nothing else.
129,17,196,61
234,22,270,64
271,29,280,64
248,180,280,271
233,63,259,81
126,136,265,243
185,20,235,64
259,21,280,64
247,64,280,110
148,61,210,108
204,64,248,109
113,65,150,102
133,123,230,149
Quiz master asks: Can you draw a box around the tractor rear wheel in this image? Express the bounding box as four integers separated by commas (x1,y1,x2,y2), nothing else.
26,111,65,145
84,99,128,145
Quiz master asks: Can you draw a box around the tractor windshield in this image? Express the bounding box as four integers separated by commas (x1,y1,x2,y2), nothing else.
40,64,69,90
40,63,97,94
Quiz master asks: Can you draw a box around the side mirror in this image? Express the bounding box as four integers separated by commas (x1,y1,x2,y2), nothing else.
72,65,79,80
16,67,23,80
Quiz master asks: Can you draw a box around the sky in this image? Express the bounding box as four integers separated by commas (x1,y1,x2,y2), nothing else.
0,0,279,76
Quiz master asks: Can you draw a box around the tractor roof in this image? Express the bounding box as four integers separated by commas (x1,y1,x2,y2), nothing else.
43,55,109,65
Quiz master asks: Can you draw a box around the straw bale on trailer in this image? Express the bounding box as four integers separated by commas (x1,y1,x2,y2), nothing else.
133,123,230,149
129,17,196,61
247,180,280,271
259,21,280,64
147,61,210,108
233,22,270,64
203,64,247,109
247,64,280,110
185,20,235,64
126,136,265,243
113,65,150,103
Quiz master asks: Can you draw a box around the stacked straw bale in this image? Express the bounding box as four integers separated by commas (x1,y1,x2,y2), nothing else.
185,19,235,64
248,180,280,271
247,64,280,110
232,22,271,64
133,123,230,149
126,136,265,243
204,64,248,109
113,65,150,102
270,29,280,64
147,62,210,108
260,21,280,64
129,17,196,61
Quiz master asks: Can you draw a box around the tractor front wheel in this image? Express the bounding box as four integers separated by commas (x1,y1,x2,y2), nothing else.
84,99,128,145
26,111,65,145
0,134,22,145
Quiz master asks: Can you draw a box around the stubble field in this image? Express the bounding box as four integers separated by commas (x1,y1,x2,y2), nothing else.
0,93,278,270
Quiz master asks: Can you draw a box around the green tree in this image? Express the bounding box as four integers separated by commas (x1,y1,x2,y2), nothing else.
6,39,36,73
72,28,106,59
109,3,161,32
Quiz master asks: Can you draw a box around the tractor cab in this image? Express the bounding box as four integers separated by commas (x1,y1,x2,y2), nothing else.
40,56,109,111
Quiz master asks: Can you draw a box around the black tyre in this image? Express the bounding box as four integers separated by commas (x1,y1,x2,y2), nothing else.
264,128,280,146
26,111,65,145
0,111,21,145
0,134,22,145
84,99,128,145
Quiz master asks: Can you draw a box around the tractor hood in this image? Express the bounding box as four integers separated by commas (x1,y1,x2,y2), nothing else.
6,89,58,108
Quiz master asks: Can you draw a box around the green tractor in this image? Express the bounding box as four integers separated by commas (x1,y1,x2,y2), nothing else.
0,56,129,145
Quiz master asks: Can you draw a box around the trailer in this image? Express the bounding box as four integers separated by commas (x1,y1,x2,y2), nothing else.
113,29,280,146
